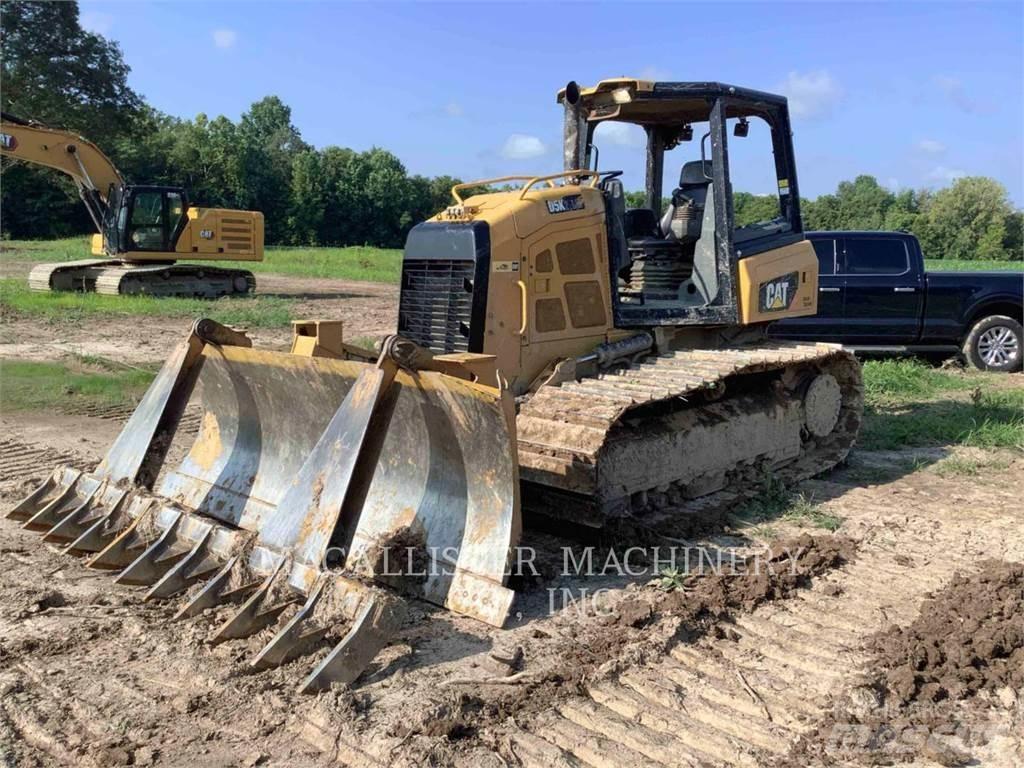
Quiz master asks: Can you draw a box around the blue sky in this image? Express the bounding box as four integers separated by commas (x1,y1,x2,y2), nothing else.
79,1,1023,204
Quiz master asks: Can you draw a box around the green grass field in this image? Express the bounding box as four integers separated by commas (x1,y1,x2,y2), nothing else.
859,359,1024,451
0,358,156,413
0,237,404,283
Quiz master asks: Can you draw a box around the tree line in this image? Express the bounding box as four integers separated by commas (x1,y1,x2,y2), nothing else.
2,2,1021,260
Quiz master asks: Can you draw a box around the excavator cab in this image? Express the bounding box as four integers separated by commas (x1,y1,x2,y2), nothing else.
102,185,189,255
560,79,809,329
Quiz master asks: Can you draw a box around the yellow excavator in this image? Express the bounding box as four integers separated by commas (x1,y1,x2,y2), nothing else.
7,79,862,689
0,113,264,296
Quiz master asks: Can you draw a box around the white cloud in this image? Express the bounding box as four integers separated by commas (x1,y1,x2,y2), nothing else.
594,121,645,148
212,28,237,49
927,165,967,183
80,11,113,35
885,177,901,191
933,75,980,113
777,70,843,120
916,139,946,154
500,134,546,160
443,102,464,118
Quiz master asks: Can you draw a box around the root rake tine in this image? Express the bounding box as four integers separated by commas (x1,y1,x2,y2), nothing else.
43,487,121,544
37,487,100,541
7,468,81,522
145,528,219,601
298,592,406,694
251,579,329,670
174,556,244,619
20,482,79,531
211,558,294,642
64,499,124,556
115,511,187,586
86,504,154,570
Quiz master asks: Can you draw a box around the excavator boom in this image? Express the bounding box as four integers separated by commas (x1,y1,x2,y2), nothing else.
0,112,123,230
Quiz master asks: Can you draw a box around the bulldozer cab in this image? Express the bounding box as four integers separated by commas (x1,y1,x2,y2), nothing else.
560,79,806,328
103,184,189,255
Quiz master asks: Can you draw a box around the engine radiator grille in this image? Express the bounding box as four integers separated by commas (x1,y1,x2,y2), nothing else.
398,259,475,353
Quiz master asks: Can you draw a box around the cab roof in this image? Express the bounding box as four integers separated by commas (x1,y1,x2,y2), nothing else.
556,78,789,126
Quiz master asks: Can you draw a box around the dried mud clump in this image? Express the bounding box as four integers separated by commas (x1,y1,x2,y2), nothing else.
872,559,1024,705
779,560,1024,767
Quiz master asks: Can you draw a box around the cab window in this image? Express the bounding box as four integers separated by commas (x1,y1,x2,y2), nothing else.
129,191,167,251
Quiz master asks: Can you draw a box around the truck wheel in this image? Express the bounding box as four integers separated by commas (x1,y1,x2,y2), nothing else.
963,315,1023,372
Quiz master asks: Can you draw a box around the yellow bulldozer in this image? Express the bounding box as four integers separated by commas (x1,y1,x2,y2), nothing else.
7,78,863,690
0,112,264,296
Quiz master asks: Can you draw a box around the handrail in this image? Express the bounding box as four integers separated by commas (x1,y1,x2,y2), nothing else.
517,280,528,335
450,176,552,205
517,170,600,200
449,169,602,205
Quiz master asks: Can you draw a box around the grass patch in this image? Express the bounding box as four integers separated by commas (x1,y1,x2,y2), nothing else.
734,476,842,532
932,454,1012,478
0,358,155,413
860,360,1024,451
924,259,1022,272
0,278,293,328
250,245,402,283
861,358,973,403
0,238,403,284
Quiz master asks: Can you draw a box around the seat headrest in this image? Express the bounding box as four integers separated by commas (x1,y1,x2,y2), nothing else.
679,160,713,187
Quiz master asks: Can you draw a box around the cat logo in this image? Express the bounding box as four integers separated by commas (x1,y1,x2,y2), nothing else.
199,229,215,239
758,271,799,313
0,133,17,151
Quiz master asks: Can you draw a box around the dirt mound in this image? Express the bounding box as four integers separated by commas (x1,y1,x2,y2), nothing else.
639,532,857,630
779,560,1024,767
871,559,1024,705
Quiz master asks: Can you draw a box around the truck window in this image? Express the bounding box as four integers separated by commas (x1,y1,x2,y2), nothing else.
811,238,836,275
843,238,908,275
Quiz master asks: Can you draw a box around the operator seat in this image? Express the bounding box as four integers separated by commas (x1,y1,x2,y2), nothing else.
660,160,713,242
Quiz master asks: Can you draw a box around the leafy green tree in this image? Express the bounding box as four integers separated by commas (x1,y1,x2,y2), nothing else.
733,192,780,227
1003,210,1023,261
1,0,143,237
919,177,1015,261
287,150,325,245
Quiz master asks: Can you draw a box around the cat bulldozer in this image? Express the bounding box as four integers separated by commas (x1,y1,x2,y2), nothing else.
0,112,263,296
8,79,862,690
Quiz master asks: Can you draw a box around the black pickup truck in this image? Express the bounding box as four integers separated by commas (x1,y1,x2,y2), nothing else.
769,231,1023,372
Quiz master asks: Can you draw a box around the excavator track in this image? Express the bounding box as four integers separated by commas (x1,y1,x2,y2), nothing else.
517,341,863,528
29,261,256,297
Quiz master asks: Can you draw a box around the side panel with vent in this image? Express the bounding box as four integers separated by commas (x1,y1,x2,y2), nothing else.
175,207,265,261
397,222,490,354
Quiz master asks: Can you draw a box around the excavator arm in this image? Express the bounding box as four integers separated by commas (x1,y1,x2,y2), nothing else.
0,113,123,231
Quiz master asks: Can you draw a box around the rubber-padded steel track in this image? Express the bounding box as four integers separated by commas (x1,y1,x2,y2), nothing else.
517,342,863,526
29,260,255,297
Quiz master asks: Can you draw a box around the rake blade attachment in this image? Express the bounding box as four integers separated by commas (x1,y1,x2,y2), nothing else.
5,320,522,693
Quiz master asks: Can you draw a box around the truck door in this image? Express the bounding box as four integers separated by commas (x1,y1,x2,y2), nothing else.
841,235,923,344
768,235,843,340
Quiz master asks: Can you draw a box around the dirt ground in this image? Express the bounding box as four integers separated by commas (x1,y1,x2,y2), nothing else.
0,267,398,362
1,270,1023,767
